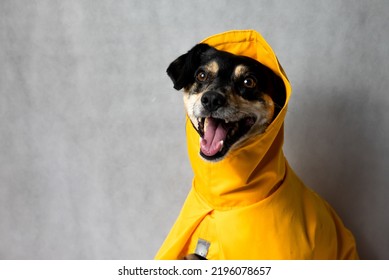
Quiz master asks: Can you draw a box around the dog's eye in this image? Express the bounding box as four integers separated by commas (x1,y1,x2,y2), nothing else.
195,70,208,82
243,77,256,88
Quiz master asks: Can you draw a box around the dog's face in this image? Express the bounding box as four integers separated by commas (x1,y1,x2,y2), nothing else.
167,44,285,161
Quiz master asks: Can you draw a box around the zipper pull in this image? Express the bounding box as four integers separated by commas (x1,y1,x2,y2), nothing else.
195,238,210,258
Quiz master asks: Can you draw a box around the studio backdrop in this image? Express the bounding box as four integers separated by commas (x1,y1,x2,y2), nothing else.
1,0,388,259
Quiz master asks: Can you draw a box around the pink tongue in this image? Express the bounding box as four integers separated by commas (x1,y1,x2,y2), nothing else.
200,117,228,156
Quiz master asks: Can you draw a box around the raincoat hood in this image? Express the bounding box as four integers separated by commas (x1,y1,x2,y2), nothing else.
186,30,290,210
155,30,358,260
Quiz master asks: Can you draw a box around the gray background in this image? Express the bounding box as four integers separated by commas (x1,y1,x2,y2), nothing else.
1,0,388,259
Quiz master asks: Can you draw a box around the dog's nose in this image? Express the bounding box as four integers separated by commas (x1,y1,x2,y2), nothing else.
201,91,226,112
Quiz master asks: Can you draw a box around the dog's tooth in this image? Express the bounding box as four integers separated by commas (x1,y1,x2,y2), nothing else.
204,117,209,133
219,140,224,152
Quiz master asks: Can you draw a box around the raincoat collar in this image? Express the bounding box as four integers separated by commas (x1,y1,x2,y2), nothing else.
186,30,292,210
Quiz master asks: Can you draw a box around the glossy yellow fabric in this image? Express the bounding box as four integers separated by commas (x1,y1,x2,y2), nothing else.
155,30,358,260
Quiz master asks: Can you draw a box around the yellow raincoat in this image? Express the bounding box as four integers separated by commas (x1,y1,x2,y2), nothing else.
155,30,358,260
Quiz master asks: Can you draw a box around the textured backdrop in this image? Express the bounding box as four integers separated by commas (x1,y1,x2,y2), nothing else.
1,0,388,259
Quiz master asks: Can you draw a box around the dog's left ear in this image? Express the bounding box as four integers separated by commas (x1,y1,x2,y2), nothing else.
167,43,213,90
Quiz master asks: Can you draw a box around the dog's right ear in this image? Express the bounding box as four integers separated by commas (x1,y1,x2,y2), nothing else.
167,43,212,90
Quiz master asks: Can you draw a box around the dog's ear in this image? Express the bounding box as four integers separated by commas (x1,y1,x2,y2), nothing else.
167,43,212,90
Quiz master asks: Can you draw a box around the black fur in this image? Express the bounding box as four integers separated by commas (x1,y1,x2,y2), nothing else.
166,43,286,112
167,44,214,90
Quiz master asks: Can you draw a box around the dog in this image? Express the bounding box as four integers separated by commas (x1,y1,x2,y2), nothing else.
167,43,286,162
156,30,358,260
167,43,285,260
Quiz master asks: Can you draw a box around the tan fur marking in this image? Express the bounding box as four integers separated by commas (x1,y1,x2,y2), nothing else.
261,94,275,120
205,60,219,75
234,65,248,78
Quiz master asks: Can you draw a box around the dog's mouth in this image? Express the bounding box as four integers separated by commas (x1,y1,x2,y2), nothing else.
196,116,256,161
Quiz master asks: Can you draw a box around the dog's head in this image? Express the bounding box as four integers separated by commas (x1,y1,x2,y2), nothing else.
167,44,286,161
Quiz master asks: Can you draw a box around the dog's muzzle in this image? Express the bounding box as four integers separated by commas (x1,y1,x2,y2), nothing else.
196,91,256,161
